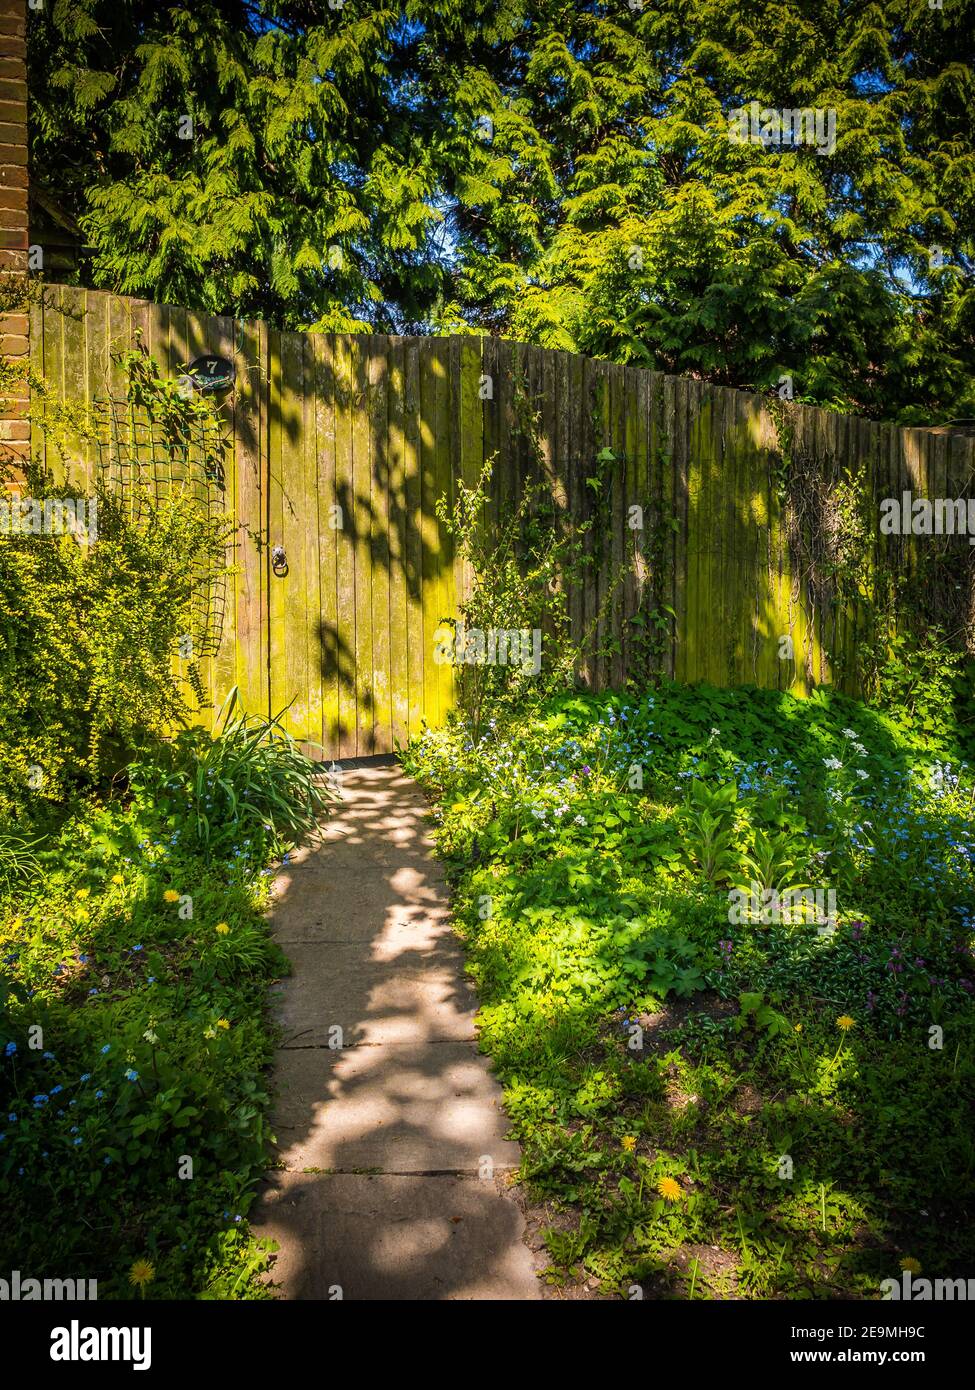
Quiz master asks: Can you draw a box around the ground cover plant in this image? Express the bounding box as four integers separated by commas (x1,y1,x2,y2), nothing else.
0,692,334,1298
402,682,975,1298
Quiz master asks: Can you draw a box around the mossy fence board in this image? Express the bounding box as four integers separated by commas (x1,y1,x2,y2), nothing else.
29,284,975,758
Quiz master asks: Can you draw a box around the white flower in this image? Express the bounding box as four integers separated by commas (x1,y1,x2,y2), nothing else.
574,815,586,826
823,757,843,771
855,769,868,780
842,728,857,739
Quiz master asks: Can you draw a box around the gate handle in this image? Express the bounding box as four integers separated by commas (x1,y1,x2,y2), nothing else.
271,545,288,576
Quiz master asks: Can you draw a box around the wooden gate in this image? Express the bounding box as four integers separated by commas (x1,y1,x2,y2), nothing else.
265,331,469,758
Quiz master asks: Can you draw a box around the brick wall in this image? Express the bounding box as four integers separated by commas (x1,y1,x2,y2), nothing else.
0,0,28,472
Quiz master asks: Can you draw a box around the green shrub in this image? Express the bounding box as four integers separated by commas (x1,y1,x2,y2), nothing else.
0,480,230,822
128,687,338,862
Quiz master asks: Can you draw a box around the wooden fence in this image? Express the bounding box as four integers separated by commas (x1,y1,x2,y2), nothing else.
28,283,975,757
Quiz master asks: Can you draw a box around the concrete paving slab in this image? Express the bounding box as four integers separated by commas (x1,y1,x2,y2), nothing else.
269,1041,522,1173
255,1172,543,1300
271,940,479,1047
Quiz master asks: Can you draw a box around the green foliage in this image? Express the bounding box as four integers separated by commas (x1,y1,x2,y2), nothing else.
0,832,41,895
0,339,232,822
29,0,442,330
773,406,974,735
403,681,975,1297
434,0,975,422
30,2,975,420
734,991,791,1039
869,627,968,744
435,434,623,737
128,687,338,862
680,778,740,886
0,777,287,1297
0,480,229,820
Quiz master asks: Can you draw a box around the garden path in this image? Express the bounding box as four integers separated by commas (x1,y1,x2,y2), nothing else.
252,761,542,1299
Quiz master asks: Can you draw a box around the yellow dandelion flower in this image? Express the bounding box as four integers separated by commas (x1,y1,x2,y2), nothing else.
215,922,230,935
162,890,180,903
658,1176,682,1202
75,888,90,900
216,1018,230,1030
900,1257,922,1275
836,1015,856,1032
112,874,125,886
621,1135,637,1153
794,1023,803,1033
129,1259,155,1292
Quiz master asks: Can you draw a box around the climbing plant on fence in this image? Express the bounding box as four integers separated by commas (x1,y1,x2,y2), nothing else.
0,326,233,819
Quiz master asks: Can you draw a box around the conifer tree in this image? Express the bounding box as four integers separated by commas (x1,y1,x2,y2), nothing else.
29,0,975,419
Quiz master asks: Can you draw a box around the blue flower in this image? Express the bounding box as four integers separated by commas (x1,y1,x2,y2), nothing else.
95,1090,104,1099
32,1094,49,1107
100,1044,110,1054
124,1069,138,1083
7,1113,16,1122
79,1073,91,1082
4,1042,16,1057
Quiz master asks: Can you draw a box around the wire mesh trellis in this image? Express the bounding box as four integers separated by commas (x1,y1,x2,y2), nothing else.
92,393,230,660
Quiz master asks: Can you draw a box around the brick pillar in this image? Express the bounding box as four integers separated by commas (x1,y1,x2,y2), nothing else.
0,0,29,473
